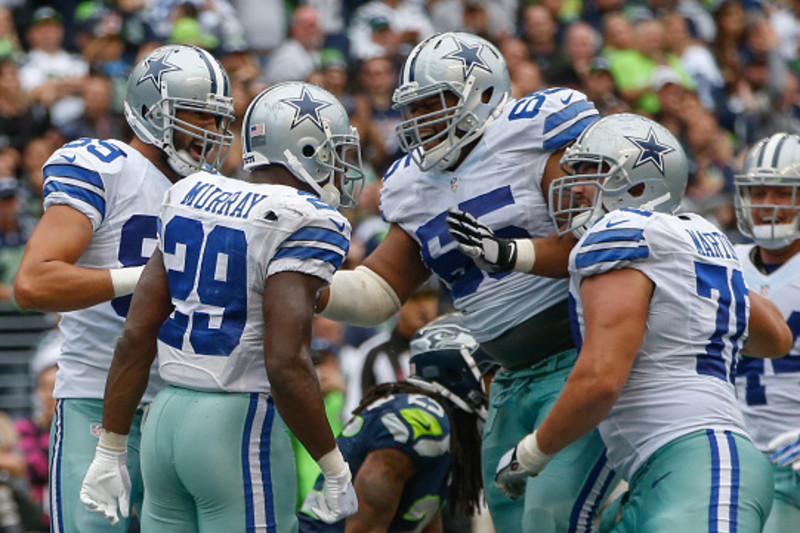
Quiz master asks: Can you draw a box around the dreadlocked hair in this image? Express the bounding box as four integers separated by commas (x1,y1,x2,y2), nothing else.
352,381,484,516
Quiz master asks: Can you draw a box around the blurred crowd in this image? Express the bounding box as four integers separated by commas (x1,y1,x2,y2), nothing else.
0,0,796,530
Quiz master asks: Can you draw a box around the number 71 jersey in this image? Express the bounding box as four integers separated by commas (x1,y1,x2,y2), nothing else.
568,209,751,480
155,171,351,393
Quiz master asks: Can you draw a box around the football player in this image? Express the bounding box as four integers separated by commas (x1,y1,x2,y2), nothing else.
494,113,792,530
315,31,616,532
13,44,235,533
733,133,800,532
299,315,498,532
78,82,364,531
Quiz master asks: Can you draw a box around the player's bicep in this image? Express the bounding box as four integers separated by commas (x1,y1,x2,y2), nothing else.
20,205,93,266
578,269,652,386
346,447,414,533
362,223,430,303
742,291,793,358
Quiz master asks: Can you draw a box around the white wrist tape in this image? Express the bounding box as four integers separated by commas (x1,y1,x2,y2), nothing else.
320,266,402,327
109,266,145,298
317,447,347,478
516,430,552,473
98,429,129,454
512,239,536,273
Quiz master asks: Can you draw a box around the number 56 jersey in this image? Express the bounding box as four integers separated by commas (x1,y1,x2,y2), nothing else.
568,209,751,480
155,171,351,393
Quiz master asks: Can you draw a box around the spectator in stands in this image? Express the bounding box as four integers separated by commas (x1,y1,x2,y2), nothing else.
263,5,323,84
0,6,22,64
509,60,544,100
582,56,629,116
355,56,402,174
0,177,34,302
521,4,561,76
18,7,89,130
347,0,434,61
547,21,600,88
19,137,57,220
58,74,123,141
0,58,50,154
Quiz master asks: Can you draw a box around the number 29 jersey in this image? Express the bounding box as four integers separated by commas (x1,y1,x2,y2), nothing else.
379,88,599,343
735,243,800,451
42,138,168,403
155,171,351,393
569,209,751,480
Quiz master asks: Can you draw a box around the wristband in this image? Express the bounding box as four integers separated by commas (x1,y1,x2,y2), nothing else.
516,430,552,473
317,447,347,477
109,266,145,298
98,429,129,454
512,239,536,273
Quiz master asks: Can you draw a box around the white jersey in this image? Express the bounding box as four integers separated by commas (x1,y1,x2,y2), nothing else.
734,243,800,451
155,172,351,393
380,87,599,342
569,209,751,480
43,138,168,403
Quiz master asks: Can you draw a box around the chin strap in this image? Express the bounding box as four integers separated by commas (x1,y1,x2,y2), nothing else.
283,149,340,208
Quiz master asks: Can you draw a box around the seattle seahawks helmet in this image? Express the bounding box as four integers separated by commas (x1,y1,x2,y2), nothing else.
408,314,499,420
549,113,688,236
124,45,235,177
242,82,364,210
393,32,511,172
735,133,800,250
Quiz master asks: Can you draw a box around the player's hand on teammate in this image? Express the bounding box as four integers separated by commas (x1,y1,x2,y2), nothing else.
495,431,553,500
79,443,131,524
446,208,518,273
310,462,358,523
767,429,800,470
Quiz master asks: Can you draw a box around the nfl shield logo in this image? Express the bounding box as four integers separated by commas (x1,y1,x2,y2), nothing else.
450,177,458,192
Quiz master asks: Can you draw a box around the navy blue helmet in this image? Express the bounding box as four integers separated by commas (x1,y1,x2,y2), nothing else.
408,314,499,419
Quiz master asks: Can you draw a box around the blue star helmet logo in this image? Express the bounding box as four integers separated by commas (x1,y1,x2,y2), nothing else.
442,38,491,79
281,87,332,132
624,127,675,175
137,50,180,90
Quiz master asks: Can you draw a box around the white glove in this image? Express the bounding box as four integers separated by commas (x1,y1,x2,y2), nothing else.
768,429,800,470
309,464,358,523
79,431,131,525
494,430,552,500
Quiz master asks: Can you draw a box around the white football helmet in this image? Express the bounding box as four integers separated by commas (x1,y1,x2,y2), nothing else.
735,133,800,250
408,314,499,420
242,82,364,210
393,32,511,172
549,113,688,236
124,44,235,177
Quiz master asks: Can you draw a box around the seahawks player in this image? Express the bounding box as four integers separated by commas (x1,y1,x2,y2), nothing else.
734,133,800,532
494,113,792,531
299,315,497,532
78,82,364,532
315,31,614,533
13,44,234,533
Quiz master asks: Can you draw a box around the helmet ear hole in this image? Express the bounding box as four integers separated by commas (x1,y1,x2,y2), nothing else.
481,87,493,103
302,144,315,157
628,183,645,197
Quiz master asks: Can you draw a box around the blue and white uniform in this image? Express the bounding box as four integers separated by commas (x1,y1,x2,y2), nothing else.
570,208,773,531
43,137,168,533
735,243,800,532
141,171,350,533
381,88,615,533
298,393,451,532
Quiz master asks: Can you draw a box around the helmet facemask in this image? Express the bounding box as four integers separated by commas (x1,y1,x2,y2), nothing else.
735,174,800,250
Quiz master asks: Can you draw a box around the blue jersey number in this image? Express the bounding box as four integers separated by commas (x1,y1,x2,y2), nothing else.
415,186,530,300
111,215,159,317
694,262,748,382
63,138,127,163
158,216,248,356
740,311,800,405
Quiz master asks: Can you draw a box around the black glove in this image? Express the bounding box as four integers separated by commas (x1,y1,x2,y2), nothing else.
446,208,518,273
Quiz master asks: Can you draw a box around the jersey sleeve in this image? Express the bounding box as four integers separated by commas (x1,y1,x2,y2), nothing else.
570,209,653,280
42,139,126,230
357,394,451,461
267,193,351,284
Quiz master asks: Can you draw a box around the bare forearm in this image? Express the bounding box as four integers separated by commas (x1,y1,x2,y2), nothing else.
268,360,336,460
530,234,577,278
15,261,114,311
102,333,155,435
536,371,620,456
